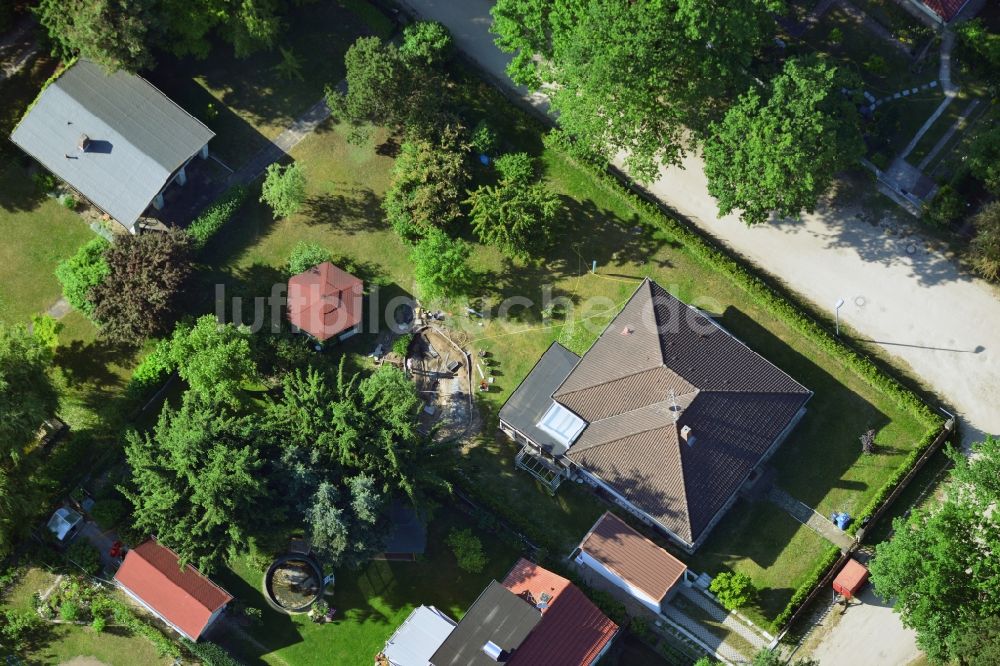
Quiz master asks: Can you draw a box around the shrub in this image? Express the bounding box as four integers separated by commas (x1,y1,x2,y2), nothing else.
864,55,888,75
261,162,307,219
446,528,487,573
401,21,453,66
122,339,174,404
828,27,843,44
860,428,877,454
287,241,333,275
494,152,535,184
34,170,57,193
968,202,1000,282
392,333,413,357
187,185,250,250
90,499,127,528
709,571,756,610
0,609,43,651
923,185,964,227
471,119,499,156
182,639,243,666
63,195,77,210
91,615,106,633
65,541,102,576
55,236,110,318
60,599,81,621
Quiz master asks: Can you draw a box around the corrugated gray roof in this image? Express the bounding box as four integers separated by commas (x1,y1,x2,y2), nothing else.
10,59,213,229
498,342,580,456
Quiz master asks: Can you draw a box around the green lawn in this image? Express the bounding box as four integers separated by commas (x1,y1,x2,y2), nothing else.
0,567,173,666
0,163,95,327
214,506,523,666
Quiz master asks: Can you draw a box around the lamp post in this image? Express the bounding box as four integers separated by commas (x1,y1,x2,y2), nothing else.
834,298,845,336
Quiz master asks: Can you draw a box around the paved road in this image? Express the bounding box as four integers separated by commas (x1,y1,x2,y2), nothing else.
399,0,1000,449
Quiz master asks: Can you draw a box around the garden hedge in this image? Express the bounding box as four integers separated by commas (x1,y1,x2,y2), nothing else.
187,184,250,250
772,545,842,631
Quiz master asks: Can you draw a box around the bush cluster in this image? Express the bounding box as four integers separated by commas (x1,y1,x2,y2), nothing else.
446,527,487,573
187,185,250,250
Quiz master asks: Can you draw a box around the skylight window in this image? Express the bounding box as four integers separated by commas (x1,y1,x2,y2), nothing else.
536,402,587,446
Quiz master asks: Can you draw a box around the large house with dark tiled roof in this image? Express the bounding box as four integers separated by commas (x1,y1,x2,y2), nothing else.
499,278,812,552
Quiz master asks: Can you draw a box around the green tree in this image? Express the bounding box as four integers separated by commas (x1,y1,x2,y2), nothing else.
410,228,475,300
703,58,863,225
752,649,817,666
948,615,1000,666
383,126,469,241
261,162,307,219
400,21,453,66
0,323,58,461
870,438,1000,663
306,476,386,568
36,0,153,71
91,230,193,344
154,0,282,60
969,202,1000,282
968,125,1000,195
55,237,110,318
467,153,560,259
709,571,756,610
490,0,781,182
164,316,260,408
287,241,333,275
328,35,447,141
122,394,267,571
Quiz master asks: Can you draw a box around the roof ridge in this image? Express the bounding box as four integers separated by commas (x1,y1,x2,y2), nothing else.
554,365,692,403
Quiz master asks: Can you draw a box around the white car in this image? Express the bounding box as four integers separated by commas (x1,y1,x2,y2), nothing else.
47,507,83,542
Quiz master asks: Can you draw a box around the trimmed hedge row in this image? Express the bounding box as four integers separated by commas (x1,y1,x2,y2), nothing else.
187,184,250,250
772,545,842,631
120,339,172,406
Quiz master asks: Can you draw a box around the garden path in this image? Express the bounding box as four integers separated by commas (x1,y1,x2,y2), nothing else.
767,487,855,551
918,98,981,171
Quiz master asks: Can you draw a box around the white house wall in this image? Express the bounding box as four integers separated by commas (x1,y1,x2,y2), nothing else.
575,550,661,614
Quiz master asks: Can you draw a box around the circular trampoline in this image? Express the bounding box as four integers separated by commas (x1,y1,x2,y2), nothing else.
264,554,325,614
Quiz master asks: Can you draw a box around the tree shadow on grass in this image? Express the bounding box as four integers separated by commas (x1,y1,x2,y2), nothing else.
303,189,385,233
54,338,134,391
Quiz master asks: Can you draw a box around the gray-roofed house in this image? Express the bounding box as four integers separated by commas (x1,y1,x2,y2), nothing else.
429,581,541,666
499,278,812,552
10,59,214,233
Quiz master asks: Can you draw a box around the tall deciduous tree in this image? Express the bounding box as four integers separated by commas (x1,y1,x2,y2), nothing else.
870,438,1000,663
154,0,282,60
383,125,469,242
490,0,781,181
91,230,193,344
121,394,267,571
703,58,863,225
164,316,260,408
0,323,58,461
466,152,561,259
36,0,153,72
409,228,475,300
261,162,307,220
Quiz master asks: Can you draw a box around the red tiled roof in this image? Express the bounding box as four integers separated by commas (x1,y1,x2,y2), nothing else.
578,513,687,603
921,0,969,21
114,539,232,640
286,262,363,341
502,559,618,666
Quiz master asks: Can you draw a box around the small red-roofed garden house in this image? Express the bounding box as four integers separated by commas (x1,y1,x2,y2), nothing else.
286,262,364,342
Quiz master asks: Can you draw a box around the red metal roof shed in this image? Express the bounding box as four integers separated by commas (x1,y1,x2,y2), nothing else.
286,262,363,341
832,558,869,599
114,539,232,641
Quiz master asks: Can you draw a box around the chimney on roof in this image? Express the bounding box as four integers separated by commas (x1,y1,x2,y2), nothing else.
78,134,90,152
482,641,506,662
681,425,696,446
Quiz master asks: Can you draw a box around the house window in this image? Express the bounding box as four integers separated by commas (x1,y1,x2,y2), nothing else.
535,402,587,447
